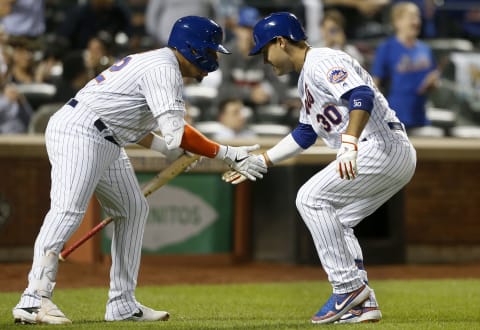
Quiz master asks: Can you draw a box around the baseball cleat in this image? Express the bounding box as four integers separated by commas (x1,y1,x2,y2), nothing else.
12,297,71,324
311,285,371,324
335,305,382,323
124,304,169,322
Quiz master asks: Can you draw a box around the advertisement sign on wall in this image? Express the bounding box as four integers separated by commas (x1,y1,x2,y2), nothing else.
102,173,233,254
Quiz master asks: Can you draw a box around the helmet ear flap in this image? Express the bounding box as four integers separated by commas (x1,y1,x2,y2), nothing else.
186,43,197,56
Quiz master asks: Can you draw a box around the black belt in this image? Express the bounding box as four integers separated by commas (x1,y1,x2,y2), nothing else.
388,122,404,131
67,98,119,146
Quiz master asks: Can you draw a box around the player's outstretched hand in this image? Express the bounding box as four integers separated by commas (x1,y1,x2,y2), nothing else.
219,145,267,181
222,170,247,184
222,152,269,184
336,134,358,180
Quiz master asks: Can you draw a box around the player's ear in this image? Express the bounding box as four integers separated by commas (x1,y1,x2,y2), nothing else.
277,37,288,50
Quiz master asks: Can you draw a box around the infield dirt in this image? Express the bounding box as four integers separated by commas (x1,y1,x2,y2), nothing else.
1,261,480,292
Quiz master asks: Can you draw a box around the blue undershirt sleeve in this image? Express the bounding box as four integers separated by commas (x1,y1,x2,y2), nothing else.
341,85,374,114
291,123,318,149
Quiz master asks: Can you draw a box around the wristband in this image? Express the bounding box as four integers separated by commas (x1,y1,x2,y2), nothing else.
265,133,303,165
341,134,358,146
214,145,228,160
262,153,273,167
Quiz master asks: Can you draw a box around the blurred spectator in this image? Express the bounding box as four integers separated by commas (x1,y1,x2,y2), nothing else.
0,0,45,38
58,0,132,51
441,0,480,43
324,0,390,39
371,1,439,131
184,102,200,125
218,6,289,120
6,36,39,84
145,0,213,47
302,0,324,46
0,0,14,18
34,34,69,84
320,9,365,66
211,0,244,43
84,31,115,78
391,0,438,38
0,54,32,133
212,97,256,140
52,51,90,103
0,24,8,65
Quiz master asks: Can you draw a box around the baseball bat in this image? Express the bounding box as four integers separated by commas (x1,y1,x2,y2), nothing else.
59,153,201,261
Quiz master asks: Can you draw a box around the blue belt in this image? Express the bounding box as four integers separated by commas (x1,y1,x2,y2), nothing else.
67,98,119,146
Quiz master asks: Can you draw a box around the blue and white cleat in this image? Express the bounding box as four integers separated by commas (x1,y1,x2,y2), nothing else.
335,305,382,323
311,285,371,324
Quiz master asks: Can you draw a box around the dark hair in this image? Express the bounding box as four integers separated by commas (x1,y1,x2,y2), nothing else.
7,36,41,51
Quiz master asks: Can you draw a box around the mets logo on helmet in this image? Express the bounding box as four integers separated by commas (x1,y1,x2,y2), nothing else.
327,67,348,84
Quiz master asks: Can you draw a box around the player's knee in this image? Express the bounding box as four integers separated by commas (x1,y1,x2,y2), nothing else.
124,195,149,221
295,185,310,213
136,196,149,220
295,184,329,215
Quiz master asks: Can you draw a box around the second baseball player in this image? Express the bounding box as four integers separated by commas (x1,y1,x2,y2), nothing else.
226,12,416,324
12,16,266,325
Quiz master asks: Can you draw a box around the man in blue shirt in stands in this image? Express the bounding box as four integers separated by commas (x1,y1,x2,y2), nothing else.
372,2,438,132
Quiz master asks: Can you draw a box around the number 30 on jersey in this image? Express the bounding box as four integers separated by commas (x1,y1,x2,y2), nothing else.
305,83,342,132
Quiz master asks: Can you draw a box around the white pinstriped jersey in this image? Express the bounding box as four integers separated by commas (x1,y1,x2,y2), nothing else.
75,48,186,145
298,48,401,149
293,48,416,296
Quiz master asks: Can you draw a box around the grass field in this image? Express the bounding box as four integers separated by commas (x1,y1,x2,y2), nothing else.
1,279,479,329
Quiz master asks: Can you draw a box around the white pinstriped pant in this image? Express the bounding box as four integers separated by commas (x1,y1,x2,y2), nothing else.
16,103,148,320
296,130,416,294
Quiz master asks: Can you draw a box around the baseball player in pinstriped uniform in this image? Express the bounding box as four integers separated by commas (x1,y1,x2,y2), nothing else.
226,12,416,324
12,16,266,325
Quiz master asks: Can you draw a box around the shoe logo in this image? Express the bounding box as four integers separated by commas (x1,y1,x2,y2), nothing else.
334,292,355,311
235,155,249,162
132,309,143,318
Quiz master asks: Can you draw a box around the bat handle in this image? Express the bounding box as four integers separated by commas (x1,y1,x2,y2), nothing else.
59,217,113,261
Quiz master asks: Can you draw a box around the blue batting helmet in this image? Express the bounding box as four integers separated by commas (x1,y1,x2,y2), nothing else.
168,16,231,72
249,12,307,56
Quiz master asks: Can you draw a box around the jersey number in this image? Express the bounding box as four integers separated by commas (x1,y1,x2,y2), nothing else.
95,56,132,83
317,105,342,132
304,83,342,132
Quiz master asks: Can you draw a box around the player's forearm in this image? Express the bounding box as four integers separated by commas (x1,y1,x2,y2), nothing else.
137,133,154,149
263,134,303,166
141,127,225,159
144,125,251,160
180,124,220,158
345,110,370,138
